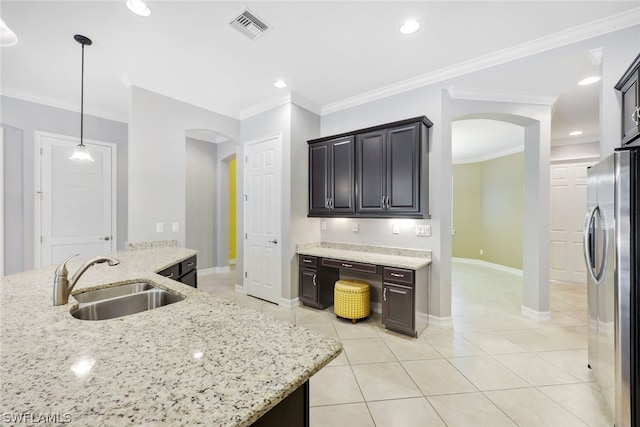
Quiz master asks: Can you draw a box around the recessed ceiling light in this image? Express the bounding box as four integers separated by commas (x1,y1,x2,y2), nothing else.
274,80,287,89
569,130,583,136
400,20,420,35
126,0,151,17
578,76,600,86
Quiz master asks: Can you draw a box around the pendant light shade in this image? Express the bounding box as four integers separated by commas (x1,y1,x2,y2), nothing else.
70,34,94,162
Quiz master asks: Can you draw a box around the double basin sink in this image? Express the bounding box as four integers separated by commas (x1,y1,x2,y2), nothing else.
71,281,185,321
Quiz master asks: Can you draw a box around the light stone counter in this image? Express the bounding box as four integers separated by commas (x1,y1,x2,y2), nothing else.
0,247,342,426
297,242,431,270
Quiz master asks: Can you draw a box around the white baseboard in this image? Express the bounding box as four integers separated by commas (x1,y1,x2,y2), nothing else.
521,305,551,321
235,284,246,294
427,315,454,328
279,297,301,309
198,267,215,276
198,266,231,276
453,257,523,276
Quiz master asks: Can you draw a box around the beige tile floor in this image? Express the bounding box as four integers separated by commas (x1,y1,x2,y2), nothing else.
199,261,611,426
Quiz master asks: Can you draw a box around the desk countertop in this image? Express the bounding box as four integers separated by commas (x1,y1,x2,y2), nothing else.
1,247,341,426
297,242,431,270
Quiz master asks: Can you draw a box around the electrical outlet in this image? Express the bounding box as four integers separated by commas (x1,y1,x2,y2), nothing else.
392,223,400,235
172,222,180,232
156,223,164,233
321,220,327,231
480,249,484,256
352,223,359,233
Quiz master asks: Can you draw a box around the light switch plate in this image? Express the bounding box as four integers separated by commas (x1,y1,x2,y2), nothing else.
352,223,359,232
172,222,180,232
392,223,400,235
156,222,164,233
321,220,327,231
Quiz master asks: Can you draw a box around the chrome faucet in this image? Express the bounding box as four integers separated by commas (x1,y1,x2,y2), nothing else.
53,254,120,305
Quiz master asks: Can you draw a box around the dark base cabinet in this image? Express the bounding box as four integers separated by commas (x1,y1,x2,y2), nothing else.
158,255,198,288
298,255,338,309
382,282,415,337
251,381,309,427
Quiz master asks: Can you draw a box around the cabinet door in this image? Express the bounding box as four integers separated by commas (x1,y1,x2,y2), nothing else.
387,123,420,213
382,282,415,335
356,130,386,213
309,143,330,215
621,71,640,145
179,269,198,288
299,268,318,306
330,137,355,213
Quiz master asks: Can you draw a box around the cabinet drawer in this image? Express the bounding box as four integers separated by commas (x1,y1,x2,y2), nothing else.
383,267,414,285
180,255,197,275
321,258,378,274
158,263,179,280
299,255,317,268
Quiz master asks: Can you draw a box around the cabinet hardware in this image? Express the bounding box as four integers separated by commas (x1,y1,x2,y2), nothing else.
633,107,640,126
383,287,387,301
390,288,407,295
390,272,404,277
166,273,174,278
187,262,194,267
341,263,353,268
312,274,317,286
303,259,312,263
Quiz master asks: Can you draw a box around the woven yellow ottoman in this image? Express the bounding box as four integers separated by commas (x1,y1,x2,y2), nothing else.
334,280,370,323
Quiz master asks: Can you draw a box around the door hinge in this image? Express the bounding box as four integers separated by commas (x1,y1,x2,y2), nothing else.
40,236,43,243
40,147,43,155
245,156,248,163
245,233,247,240
245,271,248,278
244,194,248,201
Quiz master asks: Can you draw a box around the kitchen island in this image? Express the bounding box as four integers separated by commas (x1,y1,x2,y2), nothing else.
0,247,342,426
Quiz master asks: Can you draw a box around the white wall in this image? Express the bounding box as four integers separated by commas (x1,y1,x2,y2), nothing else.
128,87,239,247
1,95,128,273
185,137,217,269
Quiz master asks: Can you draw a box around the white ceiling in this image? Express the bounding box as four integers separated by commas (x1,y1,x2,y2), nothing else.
2,1,639,160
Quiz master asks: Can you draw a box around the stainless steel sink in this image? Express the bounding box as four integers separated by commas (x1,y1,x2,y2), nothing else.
73,282,156,304
71,289,185,321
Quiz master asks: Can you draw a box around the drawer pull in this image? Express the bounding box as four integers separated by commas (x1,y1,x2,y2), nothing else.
341,263,353,268
187,262,194,267
390,272,404,278
390,288,407,295
313,274,317,286
303,259,312,263
166,272,174,278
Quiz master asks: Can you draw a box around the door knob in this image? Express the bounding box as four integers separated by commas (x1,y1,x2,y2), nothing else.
99,236,111,241
269,239,278,244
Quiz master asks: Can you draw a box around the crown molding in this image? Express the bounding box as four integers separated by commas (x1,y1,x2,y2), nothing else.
238,92,321,120
1,88,128,123
447,86,557,106
552,135,599,146
321,8,640,116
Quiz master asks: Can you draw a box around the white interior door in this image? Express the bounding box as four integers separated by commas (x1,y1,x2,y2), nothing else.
550,161,594,284
243,134,281,304
36,132,116,268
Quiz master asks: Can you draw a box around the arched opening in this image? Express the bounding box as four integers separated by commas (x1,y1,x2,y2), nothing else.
185,129,239,275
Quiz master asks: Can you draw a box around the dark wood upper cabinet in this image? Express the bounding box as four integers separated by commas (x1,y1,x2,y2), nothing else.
615,53,640,146
308,136,355,215
309,116,431,218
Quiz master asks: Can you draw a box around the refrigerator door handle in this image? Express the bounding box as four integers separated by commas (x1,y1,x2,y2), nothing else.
583,205,608,284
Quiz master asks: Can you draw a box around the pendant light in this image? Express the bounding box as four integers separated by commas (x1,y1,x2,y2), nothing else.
69,34,95,162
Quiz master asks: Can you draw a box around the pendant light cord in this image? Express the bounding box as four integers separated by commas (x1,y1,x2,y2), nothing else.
80,41,85,148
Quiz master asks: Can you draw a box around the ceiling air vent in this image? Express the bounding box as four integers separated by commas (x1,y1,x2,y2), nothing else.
229,9,270,40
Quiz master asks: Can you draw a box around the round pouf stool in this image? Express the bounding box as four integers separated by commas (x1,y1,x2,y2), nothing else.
334,279,370,324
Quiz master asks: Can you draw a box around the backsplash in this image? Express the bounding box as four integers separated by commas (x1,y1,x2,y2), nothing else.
319,218,433,250
127,240,178,251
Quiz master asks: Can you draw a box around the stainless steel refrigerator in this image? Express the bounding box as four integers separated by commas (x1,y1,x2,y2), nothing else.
585,146,639,427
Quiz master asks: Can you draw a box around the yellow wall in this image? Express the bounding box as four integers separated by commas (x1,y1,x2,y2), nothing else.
452,152,524,270
229,157,236,261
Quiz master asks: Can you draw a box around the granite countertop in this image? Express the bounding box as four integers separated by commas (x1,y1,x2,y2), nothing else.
297,242,432,270
0,247,342,426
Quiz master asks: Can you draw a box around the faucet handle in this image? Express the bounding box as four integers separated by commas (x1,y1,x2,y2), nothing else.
55,254,79,277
